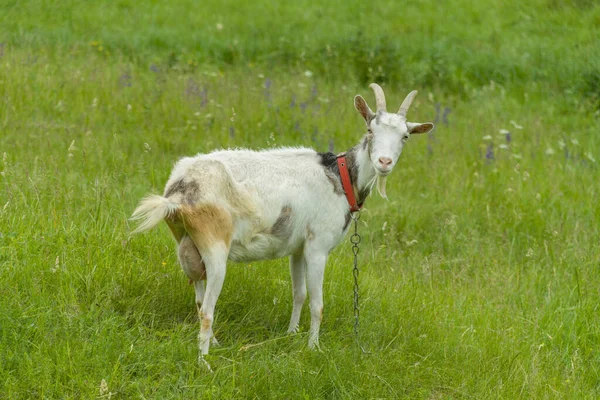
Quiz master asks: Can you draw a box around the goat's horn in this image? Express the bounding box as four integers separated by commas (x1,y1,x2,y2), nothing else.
398,90,418,117
369,83,387,112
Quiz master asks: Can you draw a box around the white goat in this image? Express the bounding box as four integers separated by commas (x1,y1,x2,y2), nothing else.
130,84,434,359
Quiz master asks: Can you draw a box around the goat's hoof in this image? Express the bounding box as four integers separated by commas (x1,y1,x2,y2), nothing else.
287,326,299,334
198,355,213,372
308,339,322,352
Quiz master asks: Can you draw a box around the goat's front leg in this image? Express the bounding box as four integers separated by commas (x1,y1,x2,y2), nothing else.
287,251,307,334
304,246,328,349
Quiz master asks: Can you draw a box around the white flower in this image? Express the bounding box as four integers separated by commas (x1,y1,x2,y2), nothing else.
512,153,522,159
127,104,132,111
304,70,313,78
499,144,509,149
545,147,555,155
585,152,596,163
216,23,223,31
571,138,579,146
499,129,510,135
557,139,566,149
482,135,492,140
510,120,523,129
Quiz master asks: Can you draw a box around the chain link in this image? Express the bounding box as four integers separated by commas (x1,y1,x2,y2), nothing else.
350,211,367,352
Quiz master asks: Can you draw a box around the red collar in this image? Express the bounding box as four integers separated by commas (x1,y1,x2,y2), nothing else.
336,154,363,212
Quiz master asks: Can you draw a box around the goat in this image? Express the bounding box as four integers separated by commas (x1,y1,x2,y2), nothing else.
130,84,434,360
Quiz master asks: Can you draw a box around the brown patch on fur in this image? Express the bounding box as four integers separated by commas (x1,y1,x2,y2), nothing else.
180,204,233,251
271,206,293,238
201,316,212,331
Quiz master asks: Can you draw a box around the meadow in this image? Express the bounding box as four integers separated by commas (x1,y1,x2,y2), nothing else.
1,0,600,398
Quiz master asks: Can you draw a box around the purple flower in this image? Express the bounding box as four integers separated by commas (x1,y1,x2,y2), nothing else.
506,133,512,143
119,72,132,87
442,107,451,126
200,87,208,107
149,64,159,73
485,143,494,162
289,94,296,108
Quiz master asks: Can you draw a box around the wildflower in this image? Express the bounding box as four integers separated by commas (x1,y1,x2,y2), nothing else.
512,153,522,159
304,70,313,78
216,23,223,31
526,248,534,257
499,144,509,149
510,120,523,129
99,379,109,397
482,135,492,141
545,147,555,155
442,107,451,125
585,152,596,163
571,138,579,146
485,143,494,161
127,104,132,112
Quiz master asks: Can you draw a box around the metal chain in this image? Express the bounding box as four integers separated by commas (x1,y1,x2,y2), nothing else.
350,210,367,352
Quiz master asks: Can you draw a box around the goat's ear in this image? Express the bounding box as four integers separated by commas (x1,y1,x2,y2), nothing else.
407,122,434,135
354,95,374,124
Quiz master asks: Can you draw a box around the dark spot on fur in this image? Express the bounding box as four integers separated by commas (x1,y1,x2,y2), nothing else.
271,206,293,238
164,178,200,205
343,212,351,231
317,152,344,196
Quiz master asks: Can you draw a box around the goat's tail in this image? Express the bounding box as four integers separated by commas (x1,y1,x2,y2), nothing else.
129,195,179,234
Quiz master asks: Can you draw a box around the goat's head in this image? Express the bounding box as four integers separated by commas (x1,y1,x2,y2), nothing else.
354,84,434,177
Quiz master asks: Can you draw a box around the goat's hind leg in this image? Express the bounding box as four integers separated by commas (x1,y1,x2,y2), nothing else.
177,235,221,346
287,251,307,334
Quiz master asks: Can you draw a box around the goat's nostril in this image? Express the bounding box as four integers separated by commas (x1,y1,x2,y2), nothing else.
379,157,392,167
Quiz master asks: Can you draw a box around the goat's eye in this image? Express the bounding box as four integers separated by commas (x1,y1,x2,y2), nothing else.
402,135,410,142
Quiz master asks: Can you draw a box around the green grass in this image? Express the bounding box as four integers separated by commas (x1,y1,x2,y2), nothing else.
1,0,600,398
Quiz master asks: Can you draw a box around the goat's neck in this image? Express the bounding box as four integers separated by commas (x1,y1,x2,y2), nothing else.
345,137,377,205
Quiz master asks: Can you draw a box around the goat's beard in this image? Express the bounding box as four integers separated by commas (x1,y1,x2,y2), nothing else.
365,174,388,200
376,175,388,199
